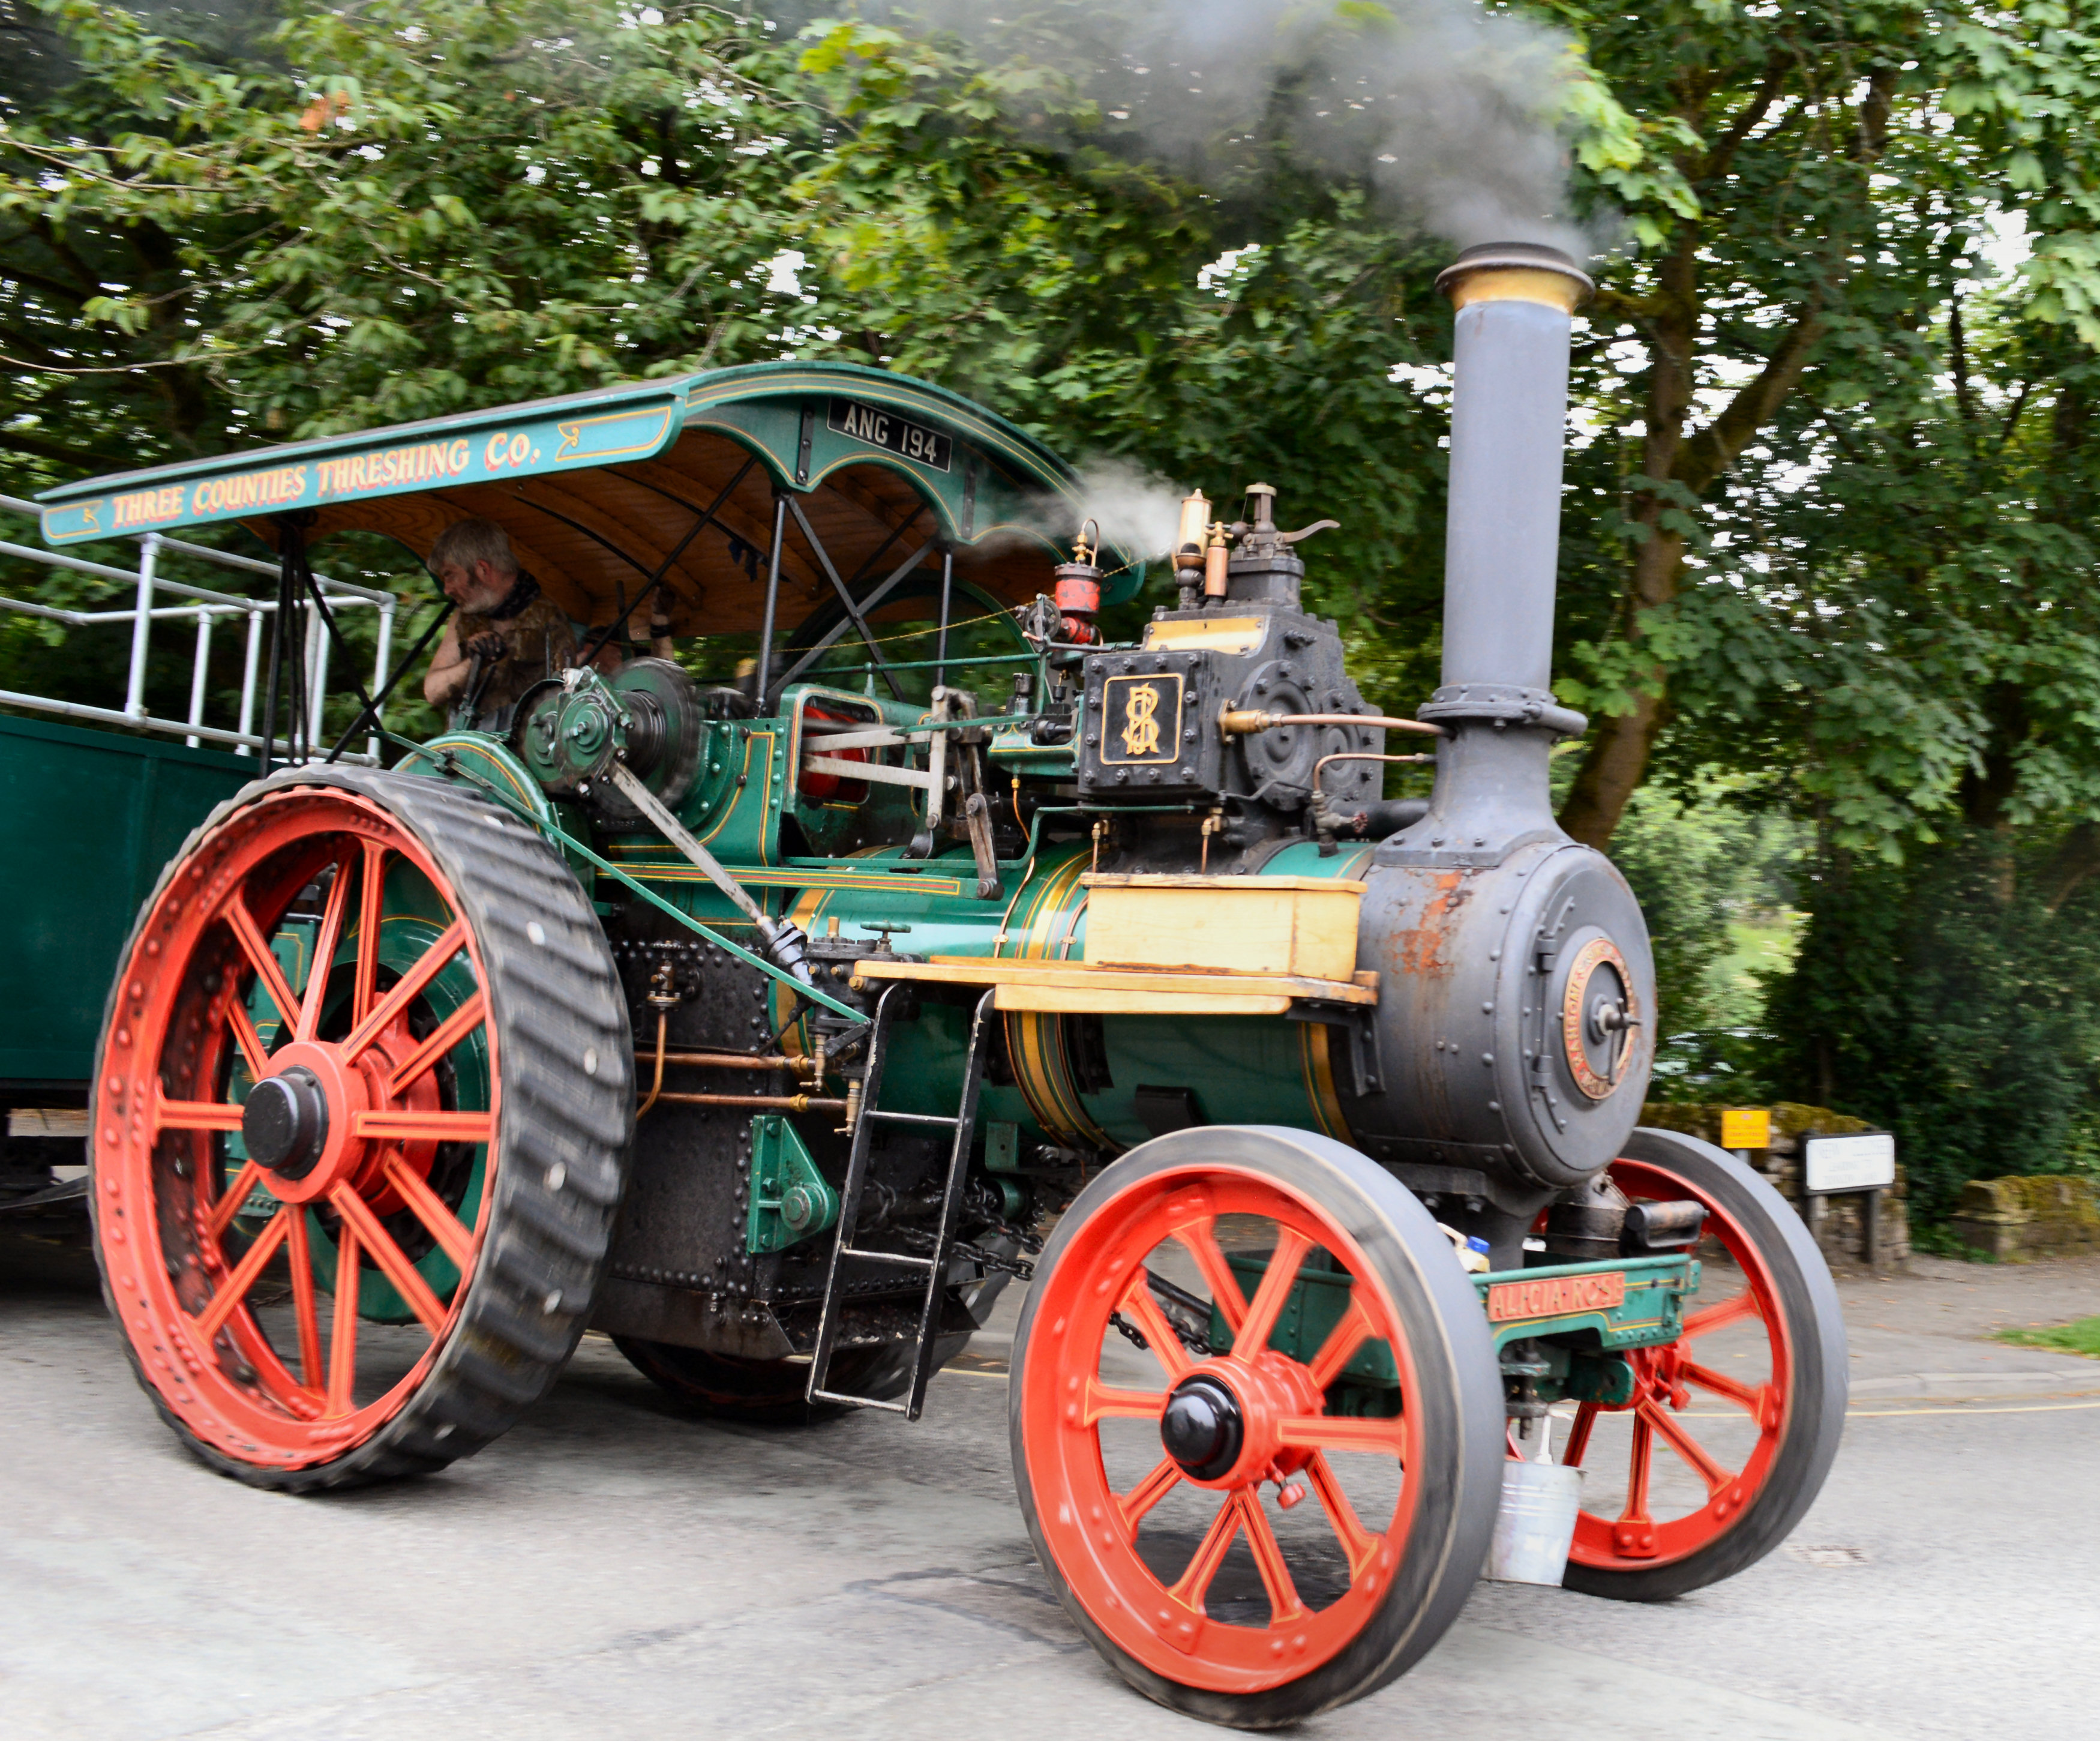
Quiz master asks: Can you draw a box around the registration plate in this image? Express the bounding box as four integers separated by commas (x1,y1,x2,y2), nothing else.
829,398,952,472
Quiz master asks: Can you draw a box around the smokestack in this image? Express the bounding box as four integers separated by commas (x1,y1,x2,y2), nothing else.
1378,243,1593,869
1435,242,1592,694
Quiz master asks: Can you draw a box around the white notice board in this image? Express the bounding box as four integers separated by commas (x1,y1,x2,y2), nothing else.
1804,1131,1896,1193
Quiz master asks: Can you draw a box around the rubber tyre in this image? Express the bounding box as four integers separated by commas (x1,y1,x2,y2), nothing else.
1010,1126,1505,1730
1561,1126,1848,1601
90,763,632,1491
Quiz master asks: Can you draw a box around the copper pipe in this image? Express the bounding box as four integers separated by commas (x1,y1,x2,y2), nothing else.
649,1092,847,1112
1220,708,1446,738
636,1011,670,1119
641,1050,808,1074
1313,750,1435,788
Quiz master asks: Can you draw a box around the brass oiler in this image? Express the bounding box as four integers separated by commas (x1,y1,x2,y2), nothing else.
1202,522,1232,599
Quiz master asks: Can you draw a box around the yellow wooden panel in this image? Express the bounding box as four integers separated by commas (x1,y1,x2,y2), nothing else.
992,986,1292,1015
1081,877,1363,980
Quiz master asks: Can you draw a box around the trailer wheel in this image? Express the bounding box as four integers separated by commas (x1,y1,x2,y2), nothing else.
1011,1126,1503,1729
90,766,631,1491
1559,1126,1847,1600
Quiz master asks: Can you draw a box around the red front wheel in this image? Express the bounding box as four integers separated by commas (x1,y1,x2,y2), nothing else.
1559,1126,1847,1600
1011,1127,1504,1729
91,766,632,1490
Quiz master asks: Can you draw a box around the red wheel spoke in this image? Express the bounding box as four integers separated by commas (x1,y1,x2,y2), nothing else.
343,918,467,1061
1118,1275,1195,1382
225,897,301,1030
1238,1490,1307,1625
1639,1398,1735,1494
381,1151,475,1270
296,852,355,1042
1682,1289,1762,1341
1303,1451,1383,1580
1166,1492,1243,1614
1235,1227,1313,1358
1115,1457,1184,1538
1621,1410,1655,1521
227,1002,271,1081
204,1159,262,1242
285,1209,325,1388
1307,1293,1377,1391
353,840,388,1027
1277,1412,1408,1457
1082,1376,1169,1427
329,1184,448,1334
326,1221,361,1416
193,1208,290,1340
1562,1401,1599,1466
350,1109,493,1146
383,990,487,1099
155,1092,246,1135
1683,1360,1766,1413
1171,1215,1248,1335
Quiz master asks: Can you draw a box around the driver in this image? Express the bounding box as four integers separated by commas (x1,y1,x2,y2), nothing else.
421,519,579,731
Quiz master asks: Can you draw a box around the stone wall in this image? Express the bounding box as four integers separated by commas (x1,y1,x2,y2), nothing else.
1949,1176,2100,1261
1637,1101,1909,1270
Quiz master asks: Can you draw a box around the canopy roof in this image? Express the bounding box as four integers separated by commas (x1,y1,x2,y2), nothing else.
37,362,1138,635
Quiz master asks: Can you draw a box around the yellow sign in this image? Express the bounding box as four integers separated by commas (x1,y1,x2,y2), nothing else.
1119,682,1163,759
1721,1107,1772,1150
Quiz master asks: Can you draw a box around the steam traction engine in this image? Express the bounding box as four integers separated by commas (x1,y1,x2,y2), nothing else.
62,246,1844,1728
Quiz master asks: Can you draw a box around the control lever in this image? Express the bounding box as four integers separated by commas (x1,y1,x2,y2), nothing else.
604,760,812,984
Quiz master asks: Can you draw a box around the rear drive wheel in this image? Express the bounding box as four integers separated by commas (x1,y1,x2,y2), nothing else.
1012,1126,1503,1728
1560,1126,1847,1599
91,765,632,1490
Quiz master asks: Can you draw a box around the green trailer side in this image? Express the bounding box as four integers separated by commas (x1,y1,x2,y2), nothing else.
0,712,251,1086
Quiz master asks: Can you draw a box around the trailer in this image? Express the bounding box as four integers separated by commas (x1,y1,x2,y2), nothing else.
23,247,1844,1728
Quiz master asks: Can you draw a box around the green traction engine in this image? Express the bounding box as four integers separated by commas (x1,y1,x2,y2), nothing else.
55,245,1846,1728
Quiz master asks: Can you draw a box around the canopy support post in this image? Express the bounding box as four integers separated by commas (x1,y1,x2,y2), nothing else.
755,492,787,717
937,546,954,692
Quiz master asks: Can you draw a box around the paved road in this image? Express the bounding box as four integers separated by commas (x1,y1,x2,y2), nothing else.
3,1235,2096,1741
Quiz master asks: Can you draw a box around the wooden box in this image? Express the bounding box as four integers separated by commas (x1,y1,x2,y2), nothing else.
1079,874,1366,981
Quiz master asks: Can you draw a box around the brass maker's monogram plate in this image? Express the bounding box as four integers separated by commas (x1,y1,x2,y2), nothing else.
829,397,952,472
1100,673,1185,765
1486,1269,1628,1323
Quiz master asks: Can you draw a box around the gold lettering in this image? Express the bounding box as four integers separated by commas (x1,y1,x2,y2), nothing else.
1120,682,1163,759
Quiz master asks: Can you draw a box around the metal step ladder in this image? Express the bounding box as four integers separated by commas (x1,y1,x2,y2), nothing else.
806,984,998,1419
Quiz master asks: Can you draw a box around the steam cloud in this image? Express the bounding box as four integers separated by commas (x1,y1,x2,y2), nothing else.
877,0,1594,257
1066,457,1192,558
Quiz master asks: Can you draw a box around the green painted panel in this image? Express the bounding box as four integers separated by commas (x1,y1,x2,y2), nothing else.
0,714,251,1082
38,382,685,545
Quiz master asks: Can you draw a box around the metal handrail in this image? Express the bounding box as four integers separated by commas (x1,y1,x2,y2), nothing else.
0,492,399,760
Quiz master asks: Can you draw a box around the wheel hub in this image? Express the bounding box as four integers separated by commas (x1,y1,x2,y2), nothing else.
1162,1374,1245,1481
242,1066,330,1179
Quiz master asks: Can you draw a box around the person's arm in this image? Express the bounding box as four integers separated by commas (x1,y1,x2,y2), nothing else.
423,619,469,706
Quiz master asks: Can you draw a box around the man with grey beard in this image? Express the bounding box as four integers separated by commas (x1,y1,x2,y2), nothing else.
421,518,580,732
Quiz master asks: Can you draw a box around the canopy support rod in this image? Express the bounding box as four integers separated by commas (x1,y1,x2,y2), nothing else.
784,493,904,701
773,535,938,694
937,547,954,691
755,494,787,715
572,454,756,673
260,521,302,776
325,603,454,765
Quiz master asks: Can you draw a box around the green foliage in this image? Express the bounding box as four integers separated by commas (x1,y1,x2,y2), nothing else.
1768,834,2100,1222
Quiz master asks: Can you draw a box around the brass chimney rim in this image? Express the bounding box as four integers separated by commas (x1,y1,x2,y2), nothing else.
1435,242,1594,313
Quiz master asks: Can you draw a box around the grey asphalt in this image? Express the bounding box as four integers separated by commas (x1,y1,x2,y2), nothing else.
3,1233,2096,1741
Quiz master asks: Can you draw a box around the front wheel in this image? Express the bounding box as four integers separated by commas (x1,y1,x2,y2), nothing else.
1010,1126,1504,1729
1559,1127,1848,1601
